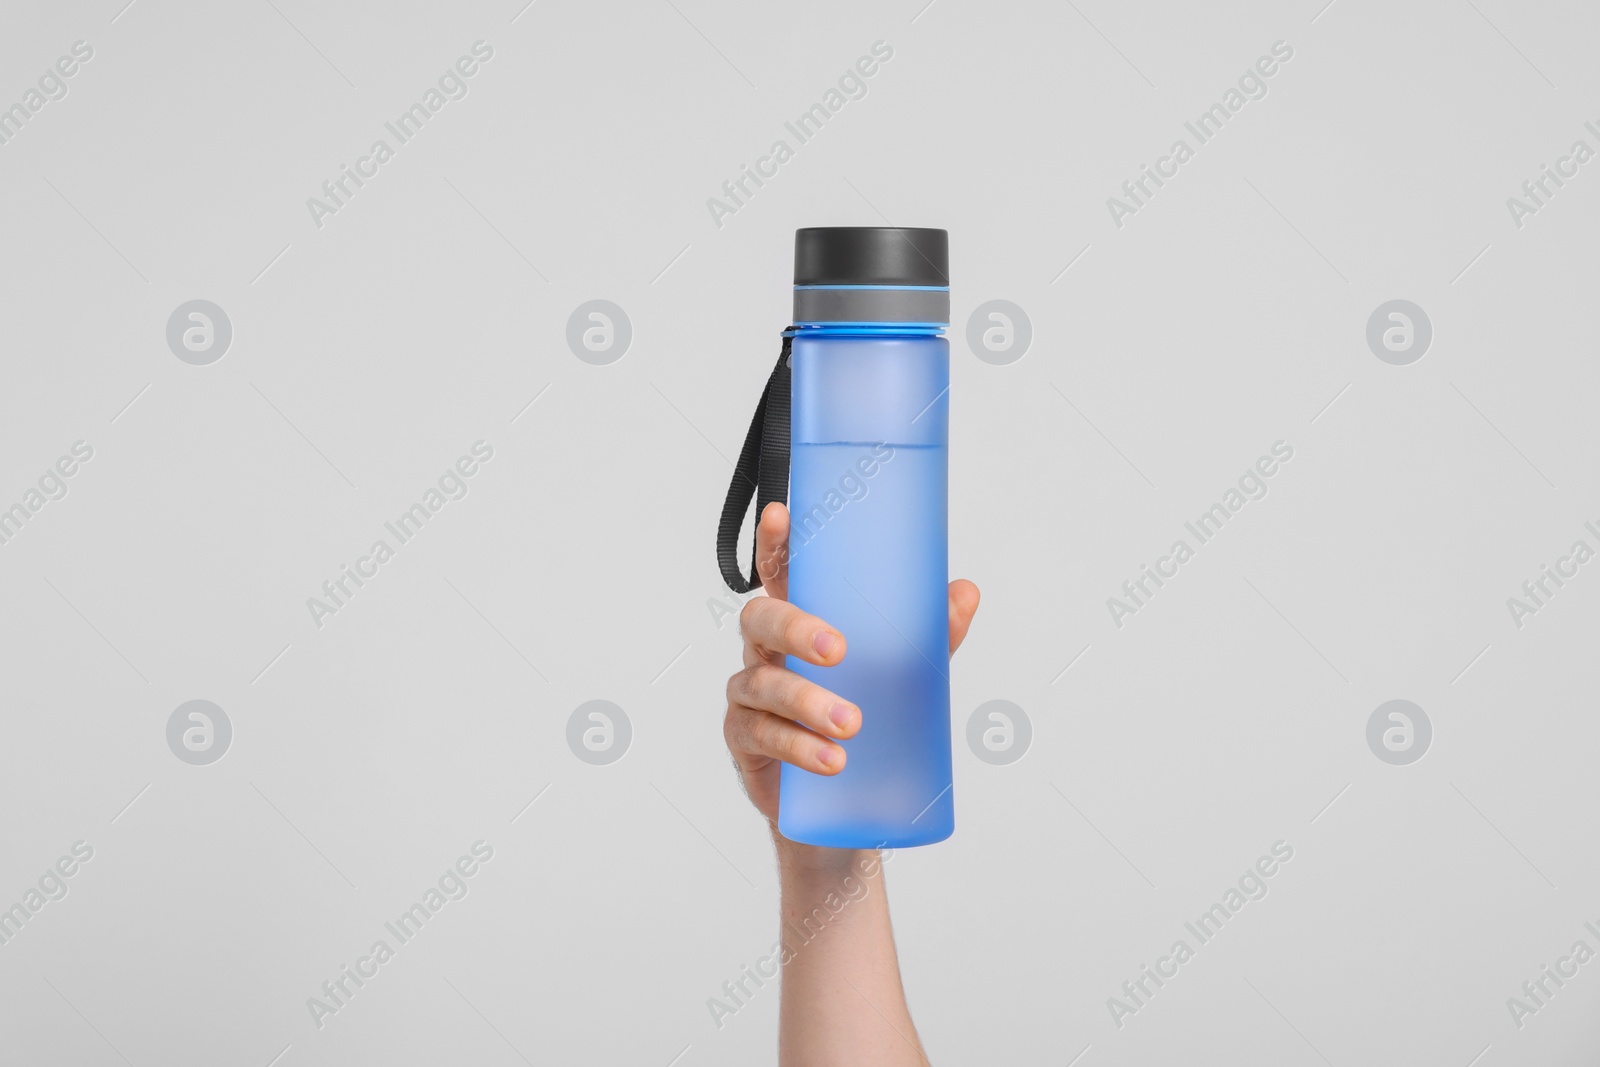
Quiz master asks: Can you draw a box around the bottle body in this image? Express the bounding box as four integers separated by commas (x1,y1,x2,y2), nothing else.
778,330,952,848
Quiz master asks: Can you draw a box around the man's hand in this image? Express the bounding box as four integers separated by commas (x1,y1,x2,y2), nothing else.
724,501,981,826
724,501,980,1064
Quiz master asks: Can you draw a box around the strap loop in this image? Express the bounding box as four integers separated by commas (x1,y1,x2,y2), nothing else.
716,332,792,593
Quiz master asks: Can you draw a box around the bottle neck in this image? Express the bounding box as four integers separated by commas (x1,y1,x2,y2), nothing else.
791,284,949,336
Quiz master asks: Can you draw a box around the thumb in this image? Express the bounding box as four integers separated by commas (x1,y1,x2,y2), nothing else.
949,579,980,654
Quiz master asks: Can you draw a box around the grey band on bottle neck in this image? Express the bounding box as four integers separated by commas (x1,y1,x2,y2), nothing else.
792,286,950,325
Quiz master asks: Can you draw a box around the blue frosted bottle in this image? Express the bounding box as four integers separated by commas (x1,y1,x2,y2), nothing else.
778,227,953,848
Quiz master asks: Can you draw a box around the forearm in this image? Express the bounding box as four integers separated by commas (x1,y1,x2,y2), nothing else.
773,835,927,1066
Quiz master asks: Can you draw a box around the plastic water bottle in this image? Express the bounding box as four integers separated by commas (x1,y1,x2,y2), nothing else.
779,227,953,849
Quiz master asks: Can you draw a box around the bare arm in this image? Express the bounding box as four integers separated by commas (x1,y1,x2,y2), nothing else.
773,837,926,1064
723,503,979,1066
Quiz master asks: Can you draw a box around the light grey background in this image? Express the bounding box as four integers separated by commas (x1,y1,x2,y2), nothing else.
2,0,1597,1064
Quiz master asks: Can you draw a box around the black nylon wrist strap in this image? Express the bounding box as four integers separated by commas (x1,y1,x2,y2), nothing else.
716,331,793,594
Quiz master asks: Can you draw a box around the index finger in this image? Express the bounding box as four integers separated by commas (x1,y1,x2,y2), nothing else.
739,595,845,668
754,502,789,602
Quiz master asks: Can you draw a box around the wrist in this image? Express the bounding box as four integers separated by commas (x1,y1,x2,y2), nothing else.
770,827,886,888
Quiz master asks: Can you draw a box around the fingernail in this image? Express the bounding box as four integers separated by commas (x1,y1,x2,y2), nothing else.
829,703,853,730
813,632,838,658
816,746,837,768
